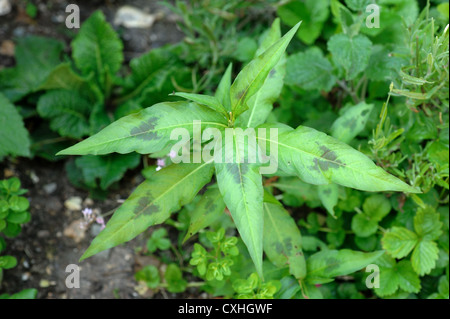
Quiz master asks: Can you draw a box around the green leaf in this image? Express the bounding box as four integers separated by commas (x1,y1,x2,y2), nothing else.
3,288,38,299
232,37,258,62
37,90,92,139
375,255,420,297
331,102,374,143
6,211,31,224
317,184,339,217
80,162,214,260
345,0,372,11
411,239,439,276
135,265,160,289
285,47,337,92
0,93,30,157
184,186,226,243
0,256,17,269
58,101,228,156
230,22,301,119
362,194,392,221
263,193,306,279
0,36,64,102
119,47,179,104
215,63,233,112
237,18,285,128
174,92,228,117
37,63,99,101
72,154,141,190
71,11,123,88
352,214,378,237
257,123,420,193
382,227,418,258
277,0,329,44
396,260,421,294
215,132,264,278
165,264,187,293
327,33,372,80
413,207,443,241
306,249,384,284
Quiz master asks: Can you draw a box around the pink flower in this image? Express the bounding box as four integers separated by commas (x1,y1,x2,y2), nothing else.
156,158,166,167
96,216,106,230
168,150,177,159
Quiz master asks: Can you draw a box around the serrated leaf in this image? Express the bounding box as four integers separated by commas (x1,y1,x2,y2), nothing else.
119,47,177,104
37,63,99,101
277,0,329,44
396,260,421,293
230,22,300,119
413,207,443,241
0,93,30,157
73,153,141,190
0,36,64,102
411,239,439,276
344,0,372,11
327,33,372,80
215,132,264,278
71,11,123,89
285,47,337,92
257,123,420,193
382,227,418,258
58,101,228,156
306,249,384,284
263,193,306,279
331,102,374,143
80,162,214,260
37,90,92,139
184,186,226,243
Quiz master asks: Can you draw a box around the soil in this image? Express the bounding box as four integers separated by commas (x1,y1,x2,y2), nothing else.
0,0,194,299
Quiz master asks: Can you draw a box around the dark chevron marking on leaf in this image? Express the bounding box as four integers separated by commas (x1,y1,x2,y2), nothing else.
225,163,249,184
135,196,160,216
269,69,277,78
312,145,346,172
129,117,159,141
361,109,370,117
235,90,248,102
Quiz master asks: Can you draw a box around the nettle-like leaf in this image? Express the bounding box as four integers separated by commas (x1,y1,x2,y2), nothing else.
263,192,306,279
37,63,101,102
331,102,374,144
118,46,177,104
257,123,420,193
80,162,214,260
230,21,300,119
0,93,30,157
327,33,372,80
236,18,286,128
37,90,93,139
285,47,337,92
0,36,64,102
58,101,228,155
70,153,141,190
306,249,384,284
71,10,123,89
277,0,329,44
